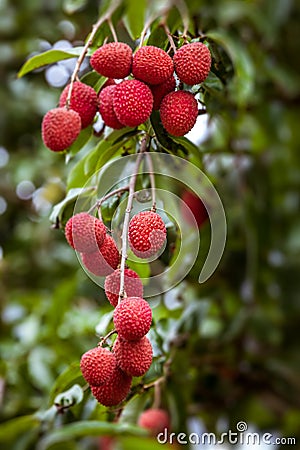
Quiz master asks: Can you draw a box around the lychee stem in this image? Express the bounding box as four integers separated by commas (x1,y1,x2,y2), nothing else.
107,17,118,43
145,152,156,212
98,328,117,347
118,134,150,303
161,22,177,55
65,0,122,109
88,186,129,216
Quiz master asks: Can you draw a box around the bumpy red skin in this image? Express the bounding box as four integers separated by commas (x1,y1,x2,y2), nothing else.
65,212,106,253
150,75,176,110
181,190,209,228
98,85,124,130
113,336,153,377
90,42,132,79
113,297,152,341
90,366,132,406
81,235,120,277
113,79,153,127
138,408,171,436
59,81,98,128
132,45,174,85
42,107,81,152
128,211,166,258
80,347,117,386
173,42,211,85
160,90,198,137
104,268,143,307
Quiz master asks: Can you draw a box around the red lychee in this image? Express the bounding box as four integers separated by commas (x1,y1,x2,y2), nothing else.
113,79,153,127
90,366,132,406
90,42,132,79
113,297,152,341
160,90,198,136
173,42,211,85
104,268,143,307
65,212,106,253
150,75,176,110
138,408,171,436
181,190,208,228
113,336,153,377
132,45,174,85
41,107,81,152
81,235,120,277
80,346,117,386
59,81,98,128
98,85,124,130
128,211,166,258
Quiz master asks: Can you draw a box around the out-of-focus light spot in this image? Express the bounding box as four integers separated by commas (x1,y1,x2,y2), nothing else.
32,187,52,215
58,20,76,40
16,180,35,200
53,40,72,50
0,246,3,260
45,65,70,87
0,196,7,214
0,146,9,167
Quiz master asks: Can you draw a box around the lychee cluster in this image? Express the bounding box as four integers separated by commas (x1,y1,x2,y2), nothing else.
80,296,153,406
41,41,211,151
64,212,120,276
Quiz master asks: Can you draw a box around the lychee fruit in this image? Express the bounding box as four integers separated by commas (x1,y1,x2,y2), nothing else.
104,268,143,307
113,336,153,377
138,408,171,436
90,42,132,79
128,211,166,258
98,85,124,130
113,297,152,341
132,45,174,85
59,81,98,128
81,234,120,277
90,366,132,406
150,75,176,110
113,79,153,127
41,107,81,152
173,42,211,85
80,346,117,386
160,90,198,136
65,212,106,253
181,190,208,228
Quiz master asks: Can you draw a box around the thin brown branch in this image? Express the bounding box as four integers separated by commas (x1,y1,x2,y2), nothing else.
145,152,156,211
98,329,117,346
161,22,177,54
88,186,129,216
107,17,118,42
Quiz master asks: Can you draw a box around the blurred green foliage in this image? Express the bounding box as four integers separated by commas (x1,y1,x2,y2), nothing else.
0,0,300,449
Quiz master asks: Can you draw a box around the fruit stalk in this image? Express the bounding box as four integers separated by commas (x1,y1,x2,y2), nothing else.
66,0,122,108
118,134,149,303
145,152,156,211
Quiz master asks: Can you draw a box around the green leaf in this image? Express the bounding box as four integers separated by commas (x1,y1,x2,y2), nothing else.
38,421,146,450
49,362,82,404
49,187,95,223
171,136,202,167
0,415,40,443
66,126,93,160
124,0,146,39
18,48,84,78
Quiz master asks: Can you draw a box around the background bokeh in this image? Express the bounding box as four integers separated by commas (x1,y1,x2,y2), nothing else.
1,0,300,449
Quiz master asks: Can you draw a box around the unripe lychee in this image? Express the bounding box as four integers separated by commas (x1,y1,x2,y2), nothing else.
113,336,153,377
138,408,171,436
181,190,208,228
132,45,174,85
80,346,117,386
65,212,106,253
59,81,98,128
173,42,211,85
113,79,153,127
98,85,124,130
81,235,120,276
91,366,132,406
128,211,166,258
113,297,152,341
104,268,143,307
160,90,198,136
150,75,176,110
90,42,132,79
41,107,81,152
